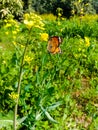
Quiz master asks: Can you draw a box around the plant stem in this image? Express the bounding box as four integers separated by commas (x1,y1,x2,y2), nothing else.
13,42,28,130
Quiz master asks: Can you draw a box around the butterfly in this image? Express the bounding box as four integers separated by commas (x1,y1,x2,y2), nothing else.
47,36,62,54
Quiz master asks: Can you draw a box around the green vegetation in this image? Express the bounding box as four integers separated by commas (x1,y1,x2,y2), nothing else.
0,0,98,19
0,0,98,130
0,13,98,129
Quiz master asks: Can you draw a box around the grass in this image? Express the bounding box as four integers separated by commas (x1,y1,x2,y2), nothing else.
0,14,98,130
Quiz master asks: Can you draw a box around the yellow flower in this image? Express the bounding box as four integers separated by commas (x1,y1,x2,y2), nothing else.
23,13,45,30
15,24,19,28
58,13,62,17
8,19,14,23
12,31,17,34
85,37,90,47
24,20,34,29
40,33,49,41
9,92,19,100
61,17,65,20
35,25,44,30
24,55,33,64
78,0,81,3
16,28,20,32
80,8,84,15
24,13,30,20
5,23,11,28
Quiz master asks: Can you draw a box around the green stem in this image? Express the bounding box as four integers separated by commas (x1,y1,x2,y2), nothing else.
13,40,29,130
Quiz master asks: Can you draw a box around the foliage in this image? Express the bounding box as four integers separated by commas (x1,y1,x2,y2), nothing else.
31,0,57,14
23,0,97,18
92,0,98,13
0,0,97,20
0,0,23,19
0,14,98,129
71,0,96,16
40,13,57,21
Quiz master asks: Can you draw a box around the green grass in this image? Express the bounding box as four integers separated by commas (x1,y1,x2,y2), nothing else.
0,14,98,130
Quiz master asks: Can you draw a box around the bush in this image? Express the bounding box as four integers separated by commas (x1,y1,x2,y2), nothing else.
0,0,23,20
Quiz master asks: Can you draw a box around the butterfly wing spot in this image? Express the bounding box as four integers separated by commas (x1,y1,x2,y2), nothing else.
49,44,53,49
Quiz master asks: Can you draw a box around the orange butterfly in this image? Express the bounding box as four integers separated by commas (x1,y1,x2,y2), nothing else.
47,36,62,54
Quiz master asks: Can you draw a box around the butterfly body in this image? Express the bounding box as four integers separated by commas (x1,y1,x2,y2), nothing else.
47,36,62,54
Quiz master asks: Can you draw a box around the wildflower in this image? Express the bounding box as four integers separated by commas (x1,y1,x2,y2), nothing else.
40,33,49,41
5,23,11,28
16,28,20,32
35,25,44,30
24,55,33,64
12,31,17,34
24,20,34,30
61,17,65,20
9,92,19,100
23,13,45,30
85,37,90,47
15,24,19,28
78,0,81,3
80,8,84,15
58,13,62,17
24,13,30,20
9,19,17,25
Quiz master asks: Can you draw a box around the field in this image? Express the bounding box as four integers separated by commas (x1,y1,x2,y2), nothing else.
0,13,98,130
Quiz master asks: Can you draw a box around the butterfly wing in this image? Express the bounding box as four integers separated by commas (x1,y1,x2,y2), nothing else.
53,47,61,54
47,38,57,53
47,36,62,54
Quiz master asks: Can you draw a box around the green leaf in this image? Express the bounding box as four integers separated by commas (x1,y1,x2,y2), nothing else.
17,116,27,125
35,112,43,121
47,101,63,110
0,119,13,129
44,111,58,124
40,105,58,124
